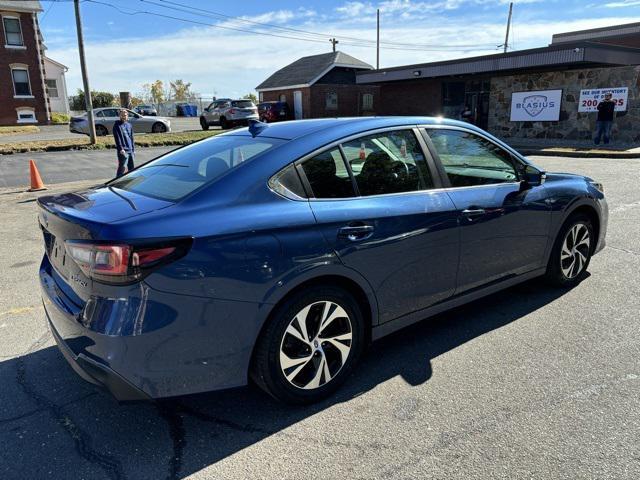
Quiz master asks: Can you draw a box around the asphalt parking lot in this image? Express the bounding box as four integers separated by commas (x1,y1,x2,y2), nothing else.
0,155,638,479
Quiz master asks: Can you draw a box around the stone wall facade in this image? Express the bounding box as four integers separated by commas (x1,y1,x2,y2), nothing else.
488,66,640,143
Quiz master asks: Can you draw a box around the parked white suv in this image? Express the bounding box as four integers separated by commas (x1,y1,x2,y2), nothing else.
200,99,259,130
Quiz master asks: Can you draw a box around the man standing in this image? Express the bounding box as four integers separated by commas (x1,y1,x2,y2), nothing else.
593,92,615,145
113,109,135,176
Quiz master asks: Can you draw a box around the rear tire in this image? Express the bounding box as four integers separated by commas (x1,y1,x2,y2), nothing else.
219,117,228,130
95,124,108,136
251,286,365,404
200,117,209,130
544,214,594,288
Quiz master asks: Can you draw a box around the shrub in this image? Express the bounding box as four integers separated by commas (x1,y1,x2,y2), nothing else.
50,113,70,124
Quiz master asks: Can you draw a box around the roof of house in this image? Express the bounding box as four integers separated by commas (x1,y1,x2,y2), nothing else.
356,41,640,84
44,56,68,70
256,51,372,91
0,0,42,12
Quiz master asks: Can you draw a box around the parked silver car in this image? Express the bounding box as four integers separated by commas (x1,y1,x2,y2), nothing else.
69,108,171,136
133,104,158,116
200,99,258,130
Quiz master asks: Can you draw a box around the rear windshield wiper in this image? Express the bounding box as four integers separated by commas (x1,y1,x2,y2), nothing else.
108,186,137,211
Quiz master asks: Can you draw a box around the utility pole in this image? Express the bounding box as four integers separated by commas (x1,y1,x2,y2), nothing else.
330,37,339,52
376,9,380,69
74,0,96,144
503,2,513,54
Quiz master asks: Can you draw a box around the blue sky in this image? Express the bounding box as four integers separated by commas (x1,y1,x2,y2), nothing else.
39,0,640,100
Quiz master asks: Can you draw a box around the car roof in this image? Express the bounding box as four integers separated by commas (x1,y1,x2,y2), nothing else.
223,116,483,141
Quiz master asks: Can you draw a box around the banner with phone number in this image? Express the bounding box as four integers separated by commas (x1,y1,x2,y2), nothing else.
578,87,628,112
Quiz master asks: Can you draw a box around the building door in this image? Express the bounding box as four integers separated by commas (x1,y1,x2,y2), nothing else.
293,90,303,119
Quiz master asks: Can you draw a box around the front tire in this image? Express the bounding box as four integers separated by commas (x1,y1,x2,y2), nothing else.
251,286,365,404
545,214,594,287
200,117,209,130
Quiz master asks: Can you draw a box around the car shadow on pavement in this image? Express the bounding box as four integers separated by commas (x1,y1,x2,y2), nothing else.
0,278,573,479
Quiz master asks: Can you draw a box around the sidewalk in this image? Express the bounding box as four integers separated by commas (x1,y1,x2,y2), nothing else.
507,138,640,158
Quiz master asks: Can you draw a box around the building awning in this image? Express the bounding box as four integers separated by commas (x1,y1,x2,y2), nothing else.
356,42,640,84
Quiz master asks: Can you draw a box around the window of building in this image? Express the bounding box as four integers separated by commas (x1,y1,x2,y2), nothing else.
299,148,355,199
258,92,264,102
46,79,59,98
362,93,373,110
11,68,31,96
16,108,36,123
426,129,518,187
341,130,432,196
279,94,286,102
3,17,24,47
325,92,338,110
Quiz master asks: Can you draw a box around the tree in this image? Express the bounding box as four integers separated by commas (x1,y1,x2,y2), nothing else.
169,79,192,101
243,93,258,104
150,80,165,104
70,89,116,110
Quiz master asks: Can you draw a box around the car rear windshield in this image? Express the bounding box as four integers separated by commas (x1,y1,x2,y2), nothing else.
232,100,254,108
108,135,283,201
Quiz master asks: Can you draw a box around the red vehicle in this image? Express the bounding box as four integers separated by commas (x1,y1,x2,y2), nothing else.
258,101,291,123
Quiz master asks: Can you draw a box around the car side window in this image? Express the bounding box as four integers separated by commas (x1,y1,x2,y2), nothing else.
341,130,432,196
299,148,356,199
95,110,104,118
426,129,518,187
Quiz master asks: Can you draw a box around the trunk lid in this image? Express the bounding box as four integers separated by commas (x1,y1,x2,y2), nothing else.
38,186,172,298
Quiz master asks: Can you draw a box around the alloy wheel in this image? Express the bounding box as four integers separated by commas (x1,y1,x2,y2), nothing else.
279,301,353,390
561,223,591,279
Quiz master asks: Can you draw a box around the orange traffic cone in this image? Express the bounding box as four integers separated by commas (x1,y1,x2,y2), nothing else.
28,159,47,192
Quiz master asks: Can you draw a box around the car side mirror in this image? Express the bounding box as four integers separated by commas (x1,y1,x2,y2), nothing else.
204,107,209,112
523,165,546,187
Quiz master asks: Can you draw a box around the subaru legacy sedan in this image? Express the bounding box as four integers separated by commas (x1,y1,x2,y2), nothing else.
38,117,607,404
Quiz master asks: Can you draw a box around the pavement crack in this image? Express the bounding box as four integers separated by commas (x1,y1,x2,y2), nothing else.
15,330,126,480
0,391,98,425
608,245,640,257
157,402,187,480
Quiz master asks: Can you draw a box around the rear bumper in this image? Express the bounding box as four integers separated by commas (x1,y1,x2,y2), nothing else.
47,310,150,402
39,254,263,401
594,196,608,255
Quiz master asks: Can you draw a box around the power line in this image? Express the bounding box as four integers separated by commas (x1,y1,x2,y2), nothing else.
142,0,499,50
86,0,497,53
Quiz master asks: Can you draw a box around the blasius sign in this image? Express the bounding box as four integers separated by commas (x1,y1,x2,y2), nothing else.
510,90,563,121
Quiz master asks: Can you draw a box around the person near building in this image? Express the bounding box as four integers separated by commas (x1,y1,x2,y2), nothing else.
593,92,615,145
113,109,135,176
460,104,474,123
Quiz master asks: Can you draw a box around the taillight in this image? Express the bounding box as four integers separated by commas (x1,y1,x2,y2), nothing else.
65,239,191,284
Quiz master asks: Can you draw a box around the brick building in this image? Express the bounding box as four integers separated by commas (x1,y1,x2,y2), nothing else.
0,0,49,125
256,51,380,119
356,23,640,143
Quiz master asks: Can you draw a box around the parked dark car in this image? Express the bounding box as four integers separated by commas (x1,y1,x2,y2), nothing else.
38,117,607,405
133,104,157,116
258,101,291,122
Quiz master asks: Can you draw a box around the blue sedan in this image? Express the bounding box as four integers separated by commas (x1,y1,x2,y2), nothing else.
38,117,608,404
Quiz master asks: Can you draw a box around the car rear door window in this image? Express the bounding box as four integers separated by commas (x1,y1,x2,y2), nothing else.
341,130,433,196
426,129,518,187
108,136,283,201
299,148,356,199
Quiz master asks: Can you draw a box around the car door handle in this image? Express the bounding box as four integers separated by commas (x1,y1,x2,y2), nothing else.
461,208,486,217
338,224,374,241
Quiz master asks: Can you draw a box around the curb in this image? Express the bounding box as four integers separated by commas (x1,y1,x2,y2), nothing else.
518,149,640,159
